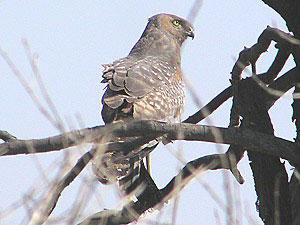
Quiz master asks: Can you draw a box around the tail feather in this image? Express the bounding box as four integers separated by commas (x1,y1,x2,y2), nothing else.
119,159,141,193
136,161,162,209
92,140,160,201
118,144,158,194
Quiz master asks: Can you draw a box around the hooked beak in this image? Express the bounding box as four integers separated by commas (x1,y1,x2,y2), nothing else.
187,29,195,40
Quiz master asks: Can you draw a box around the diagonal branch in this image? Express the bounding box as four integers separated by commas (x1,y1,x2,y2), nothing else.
79,148,245,225
28,149,95,225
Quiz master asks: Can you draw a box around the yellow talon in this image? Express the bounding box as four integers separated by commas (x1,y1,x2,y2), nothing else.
146,155,151,174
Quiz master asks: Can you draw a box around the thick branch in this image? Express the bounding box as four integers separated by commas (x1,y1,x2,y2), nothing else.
261,1,300,37
229,26,297,225
1,121,300,165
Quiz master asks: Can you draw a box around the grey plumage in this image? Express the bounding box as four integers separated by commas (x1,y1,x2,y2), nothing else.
93,13,194,194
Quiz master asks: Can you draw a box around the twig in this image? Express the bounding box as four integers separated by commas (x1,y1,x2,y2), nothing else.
183,86,232,124
186,0,203,25
0,46,59,130
28,149,94,225
22,39,65,132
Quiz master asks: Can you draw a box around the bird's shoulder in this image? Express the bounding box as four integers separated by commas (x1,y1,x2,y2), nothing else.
101,55,177,98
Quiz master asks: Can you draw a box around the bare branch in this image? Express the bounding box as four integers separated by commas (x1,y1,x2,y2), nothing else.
1,121,300,165
186,0,203,25
22,39,65,132
0,46,59,130
28,149,94,225
79,148,245,225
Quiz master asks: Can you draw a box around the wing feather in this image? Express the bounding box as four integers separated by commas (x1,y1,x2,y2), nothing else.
102,55,176,110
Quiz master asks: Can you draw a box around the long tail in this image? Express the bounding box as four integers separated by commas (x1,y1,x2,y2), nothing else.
92,141,162,207
119,144,157,195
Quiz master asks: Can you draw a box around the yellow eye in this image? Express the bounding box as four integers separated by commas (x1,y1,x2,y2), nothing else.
172,20,180,27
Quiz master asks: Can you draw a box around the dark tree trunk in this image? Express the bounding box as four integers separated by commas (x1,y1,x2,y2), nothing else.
250,1,300,224
235,76,292,224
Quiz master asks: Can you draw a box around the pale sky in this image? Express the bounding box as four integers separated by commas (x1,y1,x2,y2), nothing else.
0,1,296,225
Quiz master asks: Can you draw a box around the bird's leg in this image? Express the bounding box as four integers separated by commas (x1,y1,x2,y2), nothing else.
146,155,151,174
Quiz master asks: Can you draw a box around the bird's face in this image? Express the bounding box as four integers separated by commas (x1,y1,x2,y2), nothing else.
150,14,194,44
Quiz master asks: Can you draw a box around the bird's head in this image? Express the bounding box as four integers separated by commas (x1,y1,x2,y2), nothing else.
148,13,194,45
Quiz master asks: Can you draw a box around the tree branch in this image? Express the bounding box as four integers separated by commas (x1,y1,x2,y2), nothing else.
184,27,296,125
28,150,94,225
1,121,300,165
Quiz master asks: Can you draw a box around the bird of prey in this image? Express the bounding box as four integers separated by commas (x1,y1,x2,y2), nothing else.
92,13,194,197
